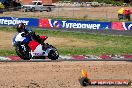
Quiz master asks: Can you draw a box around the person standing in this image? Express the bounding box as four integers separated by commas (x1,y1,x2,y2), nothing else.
117,8,125,20
0,2,4,13
123,9,131,21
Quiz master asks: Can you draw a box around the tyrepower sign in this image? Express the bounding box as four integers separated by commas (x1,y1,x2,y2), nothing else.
0,17,39,27
39,19,111,30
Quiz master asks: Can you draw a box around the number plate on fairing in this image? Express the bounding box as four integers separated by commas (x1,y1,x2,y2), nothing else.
33,53,43,56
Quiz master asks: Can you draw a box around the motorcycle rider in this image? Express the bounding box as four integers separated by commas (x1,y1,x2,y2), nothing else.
13,23,47,53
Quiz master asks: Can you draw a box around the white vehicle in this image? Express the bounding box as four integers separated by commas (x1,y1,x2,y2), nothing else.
21,0,55,12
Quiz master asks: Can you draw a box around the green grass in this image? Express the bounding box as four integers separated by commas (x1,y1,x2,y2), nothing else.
51,17,132,22
27,16,132,22
0,26,16,31
0,50,16,56
59,47,132,55
46,16,113,22
0,27,132,56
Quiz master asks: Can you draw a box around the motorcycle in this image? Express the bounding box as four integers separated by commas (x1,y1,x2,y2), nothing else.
12,32,59,60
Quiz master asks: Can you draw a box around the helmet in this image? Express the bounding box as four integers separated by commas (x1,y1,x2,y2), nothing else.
16,23,25,33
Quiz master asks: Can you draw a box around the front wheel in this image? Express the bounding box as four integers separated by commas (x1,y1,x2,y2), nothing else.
46,7,51,12
48,45,59,60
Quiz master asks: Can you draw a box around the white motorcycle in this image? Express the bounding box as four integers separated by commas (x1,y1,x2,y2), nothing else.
12,32,59,60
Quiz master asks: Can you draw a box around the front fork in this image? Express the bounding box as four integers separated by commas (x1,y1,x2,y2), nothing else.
21,45,26,52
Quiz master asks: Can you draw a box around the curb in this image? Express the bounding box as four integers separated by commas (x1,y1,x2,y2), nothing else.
0,56,11,60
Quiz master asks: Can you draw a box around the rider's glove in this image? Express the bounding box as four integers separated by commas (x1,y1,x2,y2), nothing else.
21,33,27,37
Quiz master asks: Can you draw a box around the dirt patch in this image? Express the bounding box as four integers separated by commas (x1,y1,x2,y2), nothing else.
46,37,96,48
0,31,97,50
0,31,15,50
0,61,131,88
1,6,131,20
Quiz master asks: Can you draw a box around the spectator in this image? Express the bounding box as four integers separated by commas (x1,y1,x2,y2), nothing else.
117,8,125,20
0,2,4,8
13,0,21,7
123,9,131,21
0,2,5,13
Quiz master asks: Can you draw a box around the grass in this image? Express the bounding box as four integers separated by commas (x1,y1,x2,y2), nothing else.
50,17,132,22
0,50,16,56
0,27,132,56
46,16,113,22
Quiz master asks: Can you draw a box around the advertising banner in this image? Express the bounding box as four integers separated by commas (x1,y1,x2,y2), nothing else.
39,19,111,30
112,22,132,30
0,17,39,27
1,17,132,31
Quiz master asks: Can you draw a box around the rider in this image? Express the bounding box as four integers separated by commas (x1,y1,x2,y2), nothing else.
14,23,46,52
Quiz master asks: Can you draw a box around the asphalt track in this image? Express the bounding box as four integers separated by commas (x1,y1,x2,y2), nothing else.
0,55,132,62
0,59,132,62
39,28,132,36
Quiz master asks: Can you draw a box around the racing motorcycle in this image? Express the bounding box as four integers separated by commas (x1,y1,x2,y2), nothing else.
12,32,59,60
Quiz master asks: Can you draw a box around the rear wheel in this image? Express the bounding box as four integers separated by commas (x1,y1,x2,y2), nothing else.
15,45,31,60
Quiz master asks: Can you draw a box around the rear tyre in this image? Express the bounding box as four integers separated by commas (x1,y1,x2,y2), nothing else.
15,46,31,60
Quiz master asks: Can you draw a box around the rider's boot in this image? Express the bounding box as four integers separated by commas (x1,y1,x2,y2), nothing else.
42,43,48,56
42,44,47,51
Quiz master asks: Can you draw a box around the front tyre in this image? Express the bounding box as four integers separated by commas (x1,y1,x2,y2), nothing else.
48,46,59,60
46,7,51,12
